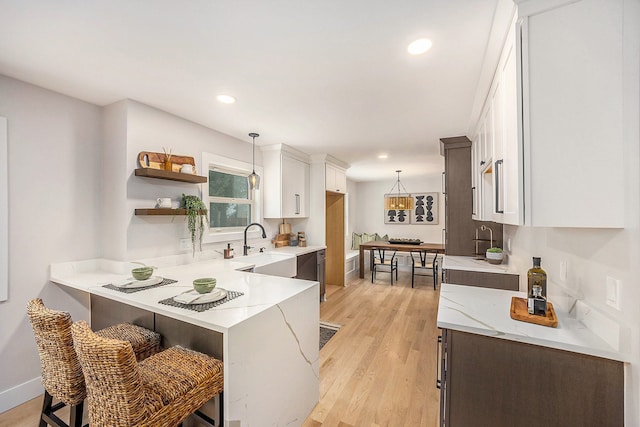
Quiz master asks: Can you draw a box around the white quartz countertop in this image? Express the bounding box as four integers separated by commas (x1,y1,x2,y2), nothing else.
443,255,518,275
50,257,318,334
437,283,627,362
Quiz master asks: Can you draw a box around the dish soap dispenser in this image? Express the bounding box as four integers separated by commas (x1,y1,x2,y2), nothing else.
224,243,234,259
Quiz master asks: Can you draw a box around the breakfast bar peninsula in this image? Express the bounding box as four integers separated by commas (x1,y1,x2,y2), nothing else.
50,256,319,427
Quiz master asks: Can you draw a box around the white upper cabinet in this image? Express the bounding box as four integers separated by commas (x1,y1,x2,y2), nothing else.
518,0,624,227
262,145,310,218
473,0,624,228
325,163,347,193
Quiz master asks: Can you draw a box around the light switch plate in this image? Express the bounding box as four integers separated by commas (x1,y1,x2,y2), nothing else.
606,276,620,310
179,238,191,251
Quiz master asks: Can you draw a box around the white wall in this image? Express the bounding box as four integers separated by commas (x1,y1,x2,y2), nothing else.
0,76,102,411
353,171,445,246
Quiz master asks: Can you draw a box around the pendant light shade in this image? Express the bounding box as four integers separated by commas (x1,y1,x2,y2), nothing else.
384,170,413,210
248,132,260,190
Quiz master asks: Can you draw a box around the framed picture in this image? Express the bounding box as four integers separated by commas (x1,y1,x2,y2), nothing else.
384,209,412,224
412,192,438,225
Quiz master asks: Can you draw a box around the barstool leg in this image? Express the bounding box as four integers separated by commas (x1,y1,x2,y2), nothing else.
39,391,53,427
70,402,83,427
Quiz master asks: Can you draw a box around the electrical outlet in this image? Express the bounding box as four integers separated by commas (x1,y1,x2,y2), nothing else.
606,276,620,310
179,238,191,251
559,261,567,282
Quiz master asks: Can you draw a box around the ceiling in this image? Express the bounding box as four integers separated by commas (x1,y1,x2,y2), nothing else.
0,0,506,181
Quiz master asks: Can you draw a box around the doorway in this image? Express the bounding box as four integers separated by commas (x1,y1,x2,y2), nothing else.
325,192,345,286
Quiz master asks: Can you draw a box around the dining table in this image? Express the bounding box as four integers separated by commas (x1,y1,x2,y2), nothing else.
358,240,446,279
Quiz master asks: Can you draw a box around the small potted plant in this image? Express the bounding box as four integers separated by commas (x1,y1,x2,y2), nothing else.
180,194,208,256
486,247,504,264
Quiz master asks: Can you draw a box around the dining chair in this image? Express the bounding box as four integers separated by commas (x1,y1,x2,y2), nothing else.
371,248,398,285
71,320,224,427
26,298,161,427
410,250,439,289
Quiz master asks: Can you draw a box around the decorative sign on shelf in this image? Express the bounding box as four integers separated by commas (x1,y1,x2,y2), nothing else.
384,192,439,225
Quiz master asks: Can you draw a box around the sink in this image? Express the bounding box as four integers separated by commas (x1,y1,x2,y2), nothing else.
240,252,297,278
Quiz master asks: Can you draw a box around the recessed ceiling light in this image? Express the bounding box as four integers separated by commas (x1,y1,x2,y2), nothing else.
216,95,236,104
407,38,433,55
378,154,388,159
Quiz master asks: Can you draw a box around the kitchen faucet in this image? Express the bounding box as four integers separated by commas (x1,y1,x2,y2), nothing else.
243,223,267,256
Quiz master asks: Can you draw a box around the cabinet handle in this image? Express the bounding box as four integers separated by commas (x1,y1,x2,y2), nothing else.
480,160,486,166
472,186,476,216
495,159,504,214
295,193,300,215
441,172,446,195
436,335,442,389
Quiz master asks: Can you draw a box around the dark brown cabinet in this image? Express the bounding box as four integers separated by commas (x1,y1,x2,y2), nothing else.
440,137,501,256
443,269,518,291
437,329,623,427
295,250,326,301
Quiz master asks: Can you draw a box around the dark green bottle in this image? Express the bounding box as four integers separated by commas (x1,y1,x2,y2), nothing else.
527,257,547,299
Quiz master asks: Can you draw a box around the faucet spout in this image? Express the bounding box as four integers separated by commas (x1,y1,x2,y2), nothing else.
243,223,267,256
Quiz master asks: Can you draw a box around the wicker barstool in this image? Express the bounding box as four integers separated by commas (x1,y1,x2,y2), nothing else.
26,298,161,427
71,320,224,427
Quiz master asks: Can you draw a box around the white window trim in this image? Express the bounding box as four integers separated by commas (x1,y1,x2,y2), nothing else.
201,152,263,244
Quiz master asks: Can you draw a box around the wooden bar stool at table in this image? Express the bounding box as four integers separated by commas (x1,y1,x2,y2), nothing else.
26,298,161,427
371,248,399,285
71,320,224,427
410,250,439,289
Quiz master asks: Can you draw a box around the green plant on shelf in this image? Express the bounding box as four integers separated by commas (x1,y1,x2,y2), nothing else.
486,247,503,253
180,194,208,256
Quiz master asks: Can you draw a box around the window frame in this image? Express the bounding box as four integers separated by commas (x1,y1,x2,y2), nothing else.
201,152,262,244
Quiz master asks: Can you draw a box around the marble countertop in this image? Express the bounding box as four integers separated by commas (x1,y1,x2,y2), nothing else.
442,255,518,275
437,283,628,362
50,256,318,334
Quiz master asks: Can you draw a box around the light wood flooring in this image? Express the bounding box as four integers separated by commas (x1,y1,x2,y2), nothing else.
0,271,441,427
303,272,441,427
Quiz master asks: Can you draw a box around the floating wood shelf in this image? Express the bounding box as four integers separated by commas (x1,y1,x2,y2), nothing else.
134,208,206,216
134,168,207,184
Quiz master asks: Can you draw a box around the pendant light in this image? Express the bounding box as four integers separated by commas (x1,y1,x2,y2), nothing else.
248,132,260,190
384,170,413,210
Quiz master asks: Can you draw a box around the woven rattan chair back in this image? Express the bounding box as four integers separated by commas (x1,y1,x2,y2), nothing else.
71,320,147,426
27,298,86,406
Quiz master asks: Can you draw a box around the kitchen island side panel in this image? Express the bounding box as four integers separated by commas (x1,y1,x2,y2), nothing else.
225,282,319,426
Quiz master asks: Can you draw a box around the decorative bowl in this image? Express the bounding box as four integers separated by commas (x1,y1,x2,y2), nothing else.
131,266,154,280
193,277,217,294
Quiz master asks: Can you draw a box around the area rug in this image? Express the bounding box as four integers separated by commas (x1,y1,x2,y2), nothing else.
319,321,341,350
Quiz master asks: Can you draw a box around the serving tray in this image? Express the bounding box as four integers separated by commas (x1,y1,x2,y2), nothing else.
510,297,558,328
388,238,422,245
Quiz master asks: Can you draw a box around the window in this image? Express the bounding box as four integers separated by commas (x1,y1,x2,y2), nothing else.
201,152,262,243
208,168,252,229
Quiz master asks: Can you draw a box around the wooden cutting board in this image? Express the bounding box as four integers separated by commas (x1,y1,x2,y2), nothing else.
279,220,292,235
138,151,196,173
510,297,558,327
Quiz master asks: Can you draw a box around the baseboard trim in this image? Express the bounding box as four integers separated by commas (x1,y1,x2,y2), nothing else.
0,376,43,414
